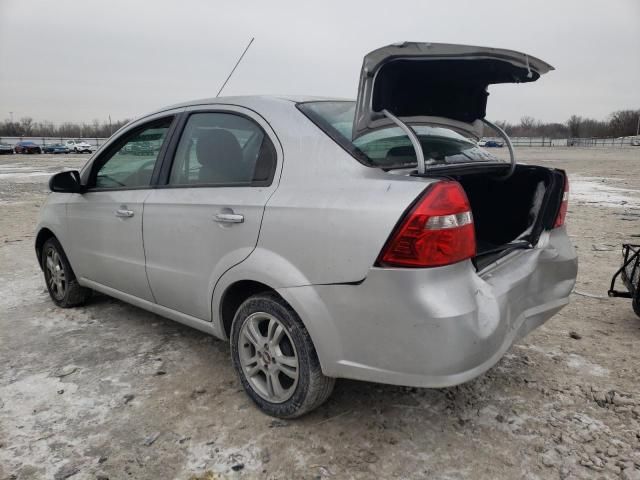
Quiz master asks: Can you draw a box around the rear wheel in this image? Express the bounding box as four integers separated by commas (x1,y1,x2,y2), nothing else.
42,237,91,308
633,293,640,318
230,293,335,418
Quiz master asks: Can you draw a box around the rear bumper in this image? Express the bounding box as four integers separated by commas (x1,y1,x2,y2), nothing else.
277,227,577,388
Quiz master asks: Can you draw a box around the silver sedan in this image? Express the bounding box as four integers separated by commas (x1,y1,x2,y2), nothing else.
36,42,577,417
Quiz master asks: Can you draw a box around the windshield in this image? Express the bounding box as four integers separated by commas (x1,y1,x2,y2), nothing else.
298,101,502,169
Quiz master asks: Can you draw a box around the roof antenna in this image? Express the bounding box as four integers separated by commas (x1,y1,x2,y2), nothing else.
216,37,255,97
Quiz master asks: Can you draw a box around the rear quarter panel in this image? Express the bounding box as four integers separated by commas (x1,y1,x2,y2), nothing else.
254,103,433,286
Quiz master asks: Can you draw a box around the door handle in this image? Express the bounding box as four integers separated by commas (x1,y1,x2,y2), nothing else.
214,213,244,224
115,208,134,218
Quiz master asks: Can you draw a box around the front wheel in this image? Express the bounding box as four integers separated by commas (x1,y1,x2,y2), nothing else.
42,237,91,308
230,293,335,418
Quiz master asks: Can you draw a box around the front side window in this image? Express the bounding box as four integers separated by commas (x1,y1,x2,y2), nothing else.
93,118,172,189
168,112,276,186
298,101,501,169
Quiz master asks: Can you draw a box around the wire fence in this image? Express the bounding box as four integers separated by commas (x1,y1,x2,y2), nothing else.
482,136,639,147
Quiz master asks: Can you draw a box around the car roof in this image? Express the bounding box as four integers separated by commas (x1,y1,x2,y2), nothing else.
150,95,351,116
108,95,353,142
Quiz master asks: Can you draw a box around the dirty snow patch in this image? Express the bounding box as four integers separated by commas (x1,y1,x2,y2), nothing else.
566,353,609,377
570,175,640,209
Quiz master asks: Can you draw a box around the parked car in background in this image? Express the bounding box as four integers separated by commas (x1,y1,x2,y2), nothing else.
631,137,640,146
36,42,577,418
64,139,93,153
0,143,13,154
477,139,487,147
14,141,42,154
484,140,504,147
43,144,71,154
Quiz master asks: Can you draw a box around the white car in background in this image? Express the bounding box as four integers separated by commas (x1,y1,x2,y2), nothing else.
65,139,93,153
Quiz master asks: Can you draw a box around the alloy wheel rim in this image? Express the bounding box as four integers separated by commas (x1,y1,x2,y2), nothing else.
45,247,66,300
238,312,299,403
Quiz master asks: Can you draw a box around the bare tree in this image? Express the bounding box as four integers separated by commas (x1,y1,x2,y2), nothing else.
92,119,100,137
609,110,640,137
567,115,582,137
519,116,537,129
19,117,34,136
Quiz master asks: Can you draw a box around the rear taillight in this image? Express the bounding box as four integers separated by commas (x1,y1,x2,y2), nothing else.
378,181,476,268
554,174,569,228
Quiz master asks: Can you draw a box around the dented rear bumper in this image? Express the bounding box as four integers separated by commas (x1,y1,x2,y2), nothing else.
278,227,577,387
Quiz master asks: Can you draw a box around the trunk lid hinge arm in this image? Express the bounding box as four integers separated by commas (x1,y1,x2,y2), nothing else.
381,110,517,179
481,118,516,179
381,109,426,174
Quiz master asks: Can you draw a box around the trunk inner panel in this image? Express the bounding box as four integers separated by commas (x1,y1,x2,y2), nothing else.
451,165,565,269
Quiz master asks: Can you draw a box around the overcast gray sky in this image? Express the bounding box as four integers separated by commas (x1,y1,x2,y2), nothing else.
1,0,638,125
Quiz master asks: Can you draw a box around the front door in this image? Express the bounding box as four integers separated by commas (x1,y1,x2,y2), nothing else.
143,108,280,320
67,116,175,301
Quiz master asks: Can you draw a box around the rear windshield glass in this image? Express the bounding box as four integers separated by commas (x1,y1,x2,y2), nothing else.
298,101,502,169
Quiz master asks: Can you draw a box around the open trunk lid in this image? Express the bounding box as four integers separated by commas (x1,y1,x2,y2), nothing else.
353,42,554,140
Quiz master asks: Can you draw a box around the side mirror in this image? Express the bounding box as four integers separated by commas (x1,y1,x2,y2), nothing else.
49,170,84,193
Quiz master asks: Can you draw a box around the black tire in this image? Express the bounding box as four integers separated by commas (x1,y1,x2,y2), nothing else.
633,293,640,318
41,237,91,308
230,292,335,418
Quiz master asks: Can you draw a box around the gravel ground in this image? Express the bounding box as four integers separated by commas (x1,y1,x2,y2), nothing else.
1,148,639,480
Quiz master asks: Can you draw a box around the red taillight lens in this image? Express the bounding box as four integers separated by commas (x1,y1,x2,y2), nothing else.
378,181,476,268
554,174,569,228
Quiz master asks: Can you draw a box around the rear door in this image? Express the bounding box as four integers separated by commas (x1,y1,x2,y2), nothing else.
353,42,553,140
142,106,280,321
67,114,177,300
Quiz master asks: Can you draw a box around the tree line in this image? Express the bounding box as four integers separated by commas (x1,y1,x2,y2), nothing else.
0,109,638,140
493,109,639,139
0,118,131,139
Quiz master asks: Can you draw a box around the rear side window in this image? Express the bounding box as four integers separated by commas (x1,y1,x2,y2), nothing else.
168,112,276,186
298,101,501,169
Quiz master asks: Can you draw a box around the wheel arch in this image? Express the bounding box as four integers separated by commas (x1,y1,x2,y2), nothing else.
212,249,343,376
35,227,57,268
219,279,280,340
211,247,313,339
